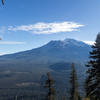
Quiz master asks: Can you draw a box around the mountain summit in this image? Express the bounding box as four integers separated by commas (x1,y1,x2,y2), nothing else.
0,38,91,64
46,38,89,48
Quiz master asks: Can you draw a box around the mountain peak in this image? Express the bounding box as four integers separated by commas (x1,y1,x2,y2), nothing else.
63,38,88,47
46,38,89,48
0,38,91,63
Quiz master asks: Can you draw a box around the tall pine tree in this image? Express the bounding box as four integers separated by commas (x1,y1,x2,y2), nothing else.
45,72,56,100
69,63,81,100
85,33,100,100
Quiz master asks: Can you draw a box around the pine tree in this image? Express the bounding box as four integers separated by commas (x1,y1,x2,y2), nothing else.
45,72,56,100
85,33,100,100
69,63,81,100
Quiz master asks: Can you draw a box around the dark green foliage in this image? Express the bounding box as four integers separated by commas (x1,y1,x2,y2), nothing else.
85,33,100,100
45,72,56,100
69,63,80,100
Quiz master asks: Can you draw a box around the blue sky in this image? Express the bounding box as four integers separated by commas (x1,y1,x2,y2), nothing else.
0,0,100,55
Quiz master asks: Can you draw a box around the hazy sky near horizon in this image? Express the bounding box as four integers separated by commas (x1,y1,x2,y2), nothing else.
0,0,100,55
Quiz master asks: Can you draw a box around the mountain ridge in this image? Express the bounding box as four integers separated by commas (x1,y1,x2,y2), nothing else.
0,38,91,64
0,38,90,57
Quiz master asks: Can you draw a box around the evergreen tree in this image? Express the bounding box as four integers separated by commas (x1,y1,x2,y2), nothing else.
85,33,100,100
69,63,81,100
45,72,56,100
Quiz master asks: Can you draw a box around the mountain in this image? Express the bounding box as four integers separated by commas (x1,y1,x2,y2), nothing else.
0,38,91,64
0,38,91,98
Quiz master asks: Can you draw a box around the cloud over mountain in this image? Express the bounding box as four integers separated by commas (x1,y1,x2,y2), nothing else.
8,21,84,34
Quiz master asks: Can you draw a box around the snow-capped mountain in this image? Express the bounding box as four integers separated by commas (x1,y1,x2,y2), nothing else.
45,38,89,48
0,38,91,94
0,38,91,64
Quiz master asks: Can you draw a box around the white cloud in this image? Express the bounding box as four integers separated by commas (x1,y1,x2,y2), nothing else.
83,41,95,45
8,22,84,34
0,41,25,45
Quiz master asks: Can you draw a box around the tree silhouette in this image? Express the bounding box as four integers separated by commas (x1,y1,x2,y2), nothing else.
69,63,81,100
85,33,100,100
45,72,56,100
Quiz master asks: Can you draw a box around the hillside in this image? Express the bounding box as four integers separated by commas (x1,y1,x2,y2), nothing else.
0,38,91,99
